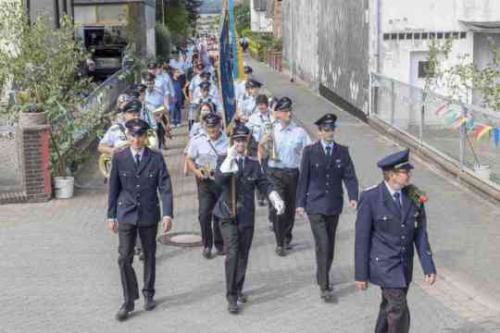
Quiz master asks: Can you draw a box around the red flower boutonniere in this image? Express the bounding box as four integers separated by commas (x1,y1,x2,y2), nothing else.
405,184,428,207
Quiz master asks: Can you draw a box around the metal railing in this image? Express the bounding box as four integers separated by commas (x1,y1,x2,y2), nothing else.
371,73,500,188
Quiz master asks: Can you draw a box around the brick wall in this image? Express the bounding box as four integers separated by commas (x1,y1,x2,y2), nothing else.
21,125,52,202
1,124,52,204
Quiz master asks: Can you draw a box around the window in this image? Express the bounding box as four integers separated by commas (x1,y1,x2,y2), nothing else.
418,61,435,78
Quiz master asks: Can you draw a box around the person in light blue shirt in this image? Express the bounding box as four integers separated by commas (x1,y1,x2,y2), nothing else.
186,113,228,258
258,97,311,256
247,94,274,144
144,73,165,130
237,79,262,120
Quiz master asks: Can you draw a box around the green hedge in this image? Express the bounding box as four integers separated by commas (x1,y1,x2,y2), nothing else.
241,30,282,61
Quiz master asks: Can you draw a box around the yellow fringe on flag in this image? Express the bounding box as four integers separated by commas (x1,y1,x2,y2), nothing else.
235,32,245,80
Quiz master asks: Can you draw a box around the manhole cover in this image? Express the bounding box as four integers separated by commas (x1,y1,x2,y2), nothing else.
157,232,203,247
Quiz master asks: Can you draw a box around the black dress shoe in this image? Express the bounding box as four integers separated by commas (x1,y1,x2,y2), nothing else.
275,246,286,257
202,247,212,259
115,302,134,321
227,299,240,314
320,289,336,303
237,292,248,303
144,297,157,311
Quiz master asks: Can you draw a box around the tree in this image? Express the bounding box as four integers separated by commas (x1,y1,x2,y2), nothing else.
185,0,203,31
426,39,500,111
235,1,250,35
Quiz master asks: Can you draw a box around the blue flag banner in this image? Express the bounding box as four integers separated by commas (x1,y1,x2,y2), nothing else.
218,1,236,124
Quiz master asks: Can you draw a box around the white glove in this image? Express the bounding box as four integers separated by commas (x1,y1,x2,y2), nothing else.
227,144,237,159
219,155,238,174
269,191,285,215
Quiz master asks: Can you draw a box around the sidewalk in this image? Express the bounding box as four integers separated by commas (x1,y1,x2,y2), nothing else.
0,64,498,332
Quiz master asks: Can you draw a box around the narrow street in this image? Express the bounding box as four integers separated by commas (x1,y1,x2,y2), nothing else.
0,59,499,333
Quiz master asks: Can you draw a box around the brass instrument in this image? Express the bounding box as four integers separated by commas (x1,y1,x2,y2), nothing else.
265,121,280,161
199,163,216,180
197,154,217,180
98,129,159,178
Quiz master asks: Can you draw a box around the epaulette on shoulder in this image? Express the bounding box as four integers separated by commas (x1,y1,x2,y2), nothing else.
363,184,378,193
193,132,207,140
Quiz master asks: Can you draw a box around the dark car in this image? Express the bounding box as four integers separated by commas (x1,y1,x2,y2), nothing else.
91,45,124,80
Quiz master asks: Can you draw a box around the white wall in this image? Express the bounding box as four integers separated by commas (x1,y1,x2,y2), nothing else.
250,1,272,32
379,0,474,89
371,0,500,124
282,0,319,86
455,0,500,22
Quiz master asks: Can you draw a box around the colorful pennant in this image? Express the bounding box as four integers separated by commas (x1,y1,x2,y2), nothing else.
434,103,449,115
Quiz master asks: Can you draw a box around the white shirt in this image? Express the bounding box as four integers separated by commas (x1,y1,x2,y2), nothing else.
130,147,145,163
248,110,274,142
384,181,402,205
320,140,335,155
187,132,229,168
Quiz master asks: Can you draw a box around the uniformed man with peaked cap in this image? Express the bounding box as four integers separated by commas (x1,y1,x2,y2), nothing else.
186,113,228,258
214,124,285,314
259,96,311,256
296,113,359,302
355,149,437,333
107,118,174,321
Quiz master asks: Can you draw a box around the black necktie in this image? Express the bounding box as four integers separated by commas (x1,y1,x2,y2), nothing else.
135,153,141,166
325,146,332,158
237,157,244,172
393,192,402,212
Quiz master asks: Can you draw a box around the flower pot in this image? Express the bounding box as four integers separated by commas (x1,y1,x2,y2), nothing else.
19,111,48,127
474,164,491,181
54,176,74,199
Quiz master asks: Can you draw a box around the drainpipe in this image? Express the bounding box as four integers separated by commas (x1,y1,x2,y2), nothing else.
369,0,382,116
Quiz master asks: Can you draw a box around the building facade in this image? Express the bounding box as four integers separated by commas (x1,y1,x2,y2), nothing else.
251,0,272,32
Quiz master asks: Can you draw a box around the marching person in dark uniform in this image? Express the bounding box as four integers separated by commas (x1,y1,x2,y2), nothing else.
107,119,174,321
296,113,359,302
355,149,437,333
259,97,311,256
186,113,228,258
214,124,285,314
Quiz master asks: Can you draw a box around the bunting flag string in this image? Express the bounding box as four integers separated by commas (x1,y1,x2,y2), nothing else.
493,128,500,146
431,103,500,147
434,103,449,115
377,83,499,147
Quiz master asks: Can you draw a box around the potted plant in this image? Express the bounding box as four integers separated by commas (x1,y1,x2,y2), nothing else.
0,5,95,199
